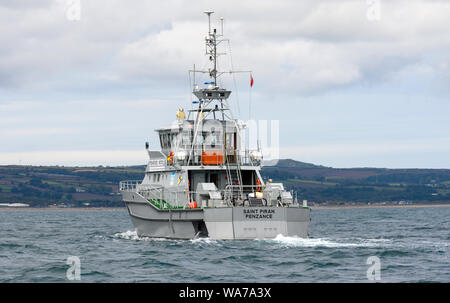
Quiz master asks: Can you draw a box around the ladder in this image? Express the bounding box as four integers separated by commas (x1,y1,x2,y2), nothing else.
225,150,243,201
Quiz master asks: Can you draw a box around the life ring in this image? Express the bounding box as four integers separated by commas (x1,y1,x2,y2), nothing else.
256,179,262,191
189,201,198,209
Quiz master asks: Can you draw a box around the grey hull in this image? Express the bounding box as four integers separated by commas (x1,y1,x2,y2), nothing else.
204,207,310,239
129,215,202,239
123,190,204,239
124,191,310,239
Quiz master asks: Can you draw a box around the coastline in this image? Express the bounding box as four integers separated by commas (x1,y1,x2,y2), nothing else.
0,207,126,211
310,203,450,210
1,204,450,211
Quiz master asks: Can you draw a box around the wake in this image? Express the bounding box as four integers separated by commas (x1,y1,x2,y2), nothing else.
266,234,392,248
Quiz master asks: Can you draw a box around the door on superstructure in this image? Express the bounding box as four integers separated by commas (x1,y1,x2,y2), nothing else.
225,132,237,163
207,172,219,189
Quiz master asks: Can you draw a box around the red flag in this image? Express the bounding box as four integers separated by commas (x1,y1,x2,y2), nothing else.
250,74,254,87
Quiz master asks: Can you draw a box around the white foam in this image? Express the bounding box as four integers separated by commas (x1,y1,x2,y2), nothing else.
113,230,170,242
113,230,143,241
190,237,219,245
111,231,394,248
112,230,200,243
267,234,389,248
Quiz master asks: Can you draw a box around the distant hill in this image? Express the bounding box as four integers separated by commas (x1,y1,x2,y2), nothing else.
0,165,145,207
261,159,450,205
0,160,449,207
264,159,328,169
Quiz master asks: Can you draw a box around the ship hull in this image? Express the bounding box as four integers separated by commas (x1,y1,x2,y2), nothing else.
123,192,310,240
203,206,310,239
129,215,203,239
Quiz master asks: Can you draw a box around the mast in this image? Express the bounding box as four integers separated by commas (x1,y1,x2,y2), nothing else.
205,11,217,85
188,11,251,117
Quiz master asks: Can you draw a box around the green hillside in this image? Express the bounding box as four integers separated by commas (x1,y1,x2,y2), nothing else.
261,160,450,205
0,165,145,207
0,159,449,207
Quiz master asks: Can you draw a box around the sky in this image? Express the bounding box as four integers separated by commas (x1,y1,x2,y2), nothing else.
1,0,450,168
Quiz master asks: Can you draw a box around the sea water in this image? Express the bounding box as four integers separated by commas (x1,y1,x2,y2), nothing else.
0,206,449,282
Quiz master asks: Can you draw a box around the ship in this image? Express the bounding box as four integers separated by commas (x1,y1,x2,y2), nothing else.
119,11,310,240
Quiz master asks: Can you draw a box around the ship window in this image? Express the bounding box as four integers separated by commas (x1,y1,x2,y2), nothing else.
196,134,204,144
171,133,179,147
164,134,168,148
168,134,172,148
170,133,176,148
183,135,190,145
164,135,167,148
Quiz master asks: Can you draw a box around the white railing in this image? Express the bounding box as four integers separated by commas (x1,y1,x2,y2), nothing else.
168,146,260,167
121,180,191,209
120,181,292,208
224,184,263,201
119,180,141,191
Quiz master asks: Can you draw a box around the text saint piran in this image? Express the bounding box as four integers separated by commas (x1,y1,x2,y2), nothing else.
243,208,275,219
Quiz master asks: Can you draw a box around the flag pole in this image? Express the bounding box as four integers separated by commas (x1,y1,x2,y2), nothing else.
249,73,253,120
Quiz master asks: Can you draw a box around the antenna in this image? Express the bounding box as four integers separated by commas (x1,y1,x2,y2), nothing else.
193,64,196,90
204,11,217,84
220,17,224,36
204,11,214,34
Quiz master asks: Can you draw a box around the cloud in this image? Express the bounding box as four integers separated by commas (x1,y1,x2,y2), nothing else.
0,149,147,166
116,21,205,82
0,0,53,10
0,127,78,137
1,1,450,167
1,0,449,94
280,137,450,169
